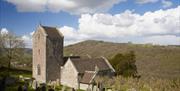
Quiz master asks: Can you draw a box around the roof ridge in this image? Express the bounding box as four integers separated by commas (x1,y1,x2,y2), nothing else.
84,71,95,73
40,25,63,38
101,56,116,72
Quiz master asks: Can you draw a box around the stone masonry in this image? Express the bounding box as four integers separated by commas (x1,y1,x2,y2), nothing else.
32,25,64,83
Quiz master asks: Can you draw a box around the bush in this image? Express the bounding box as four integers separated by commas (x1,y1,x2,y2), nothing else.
109,51,137,77
101,76,180,91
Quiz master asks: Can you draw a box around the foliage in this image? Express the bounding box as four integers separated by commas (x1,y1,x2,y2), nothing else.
0,67,32,91
6,81,34,91
99,76,180,91
0,67,32,79
109,51,137,77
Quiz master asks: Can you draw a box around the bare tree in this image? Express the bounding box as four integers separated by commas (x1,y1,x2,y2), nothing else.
0,31,25,75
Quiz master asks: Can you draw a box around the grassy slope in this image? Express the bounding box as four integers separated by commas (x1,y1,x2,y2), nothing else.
64,40,180,79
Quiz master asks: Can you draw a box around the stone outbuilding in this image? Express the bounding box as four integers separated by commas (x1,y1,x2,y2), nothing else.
61,57,115,90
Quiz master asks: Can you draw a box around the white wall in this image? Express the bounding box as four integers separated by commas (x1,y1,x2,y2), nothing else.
80,83,89,90
33,27,47,83
61,59,79,89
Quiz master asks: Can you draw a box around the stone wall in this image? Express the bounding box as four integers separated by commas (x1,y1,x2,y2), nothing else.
46,37,63,82
61,59,79,89
32,27,47,83
80,84,97,91
80,83,89,90
33,26,64,83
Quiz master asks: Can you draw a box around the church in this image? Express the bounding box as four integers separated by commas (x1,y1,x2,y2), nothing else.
32,25,115,90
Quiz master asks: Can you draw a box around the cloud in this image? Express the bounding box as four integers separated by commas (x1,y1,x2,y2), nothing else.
0,28,9,35
48,0,126,14
58,6,180,45
22,31,35,48
79,6,180,37
140,35,180,45
5,0,126,14
30,31,35,36
2,6,179,47
16,4,180,47
58,26,90,45
162,0,173,8
135,0,173,8
135,0,159,4
6,0,47,12
21,34,32,48
5,0,174,14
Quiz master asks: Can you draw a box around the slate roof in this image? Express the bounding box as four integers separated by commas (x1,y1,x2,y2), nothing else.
80,71,96,84
63,56,80,65
70,57,111,73
41,26,63,39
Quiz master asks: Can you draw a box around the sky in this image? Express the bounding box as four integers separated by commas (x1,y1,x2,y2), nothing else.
0,0,180,48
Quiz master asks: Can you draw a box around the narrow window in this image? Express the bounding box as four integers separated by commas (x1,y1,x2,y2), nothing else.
38,34,40,40
37,64,41,75
38,49,40,55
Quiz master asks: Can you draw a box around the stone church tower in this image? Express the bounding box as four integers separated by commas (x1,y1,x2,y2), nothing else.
32,25,64,83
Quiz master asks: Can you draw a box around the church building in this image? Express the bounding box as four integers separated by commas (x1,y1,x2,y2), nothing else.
32,25,115,90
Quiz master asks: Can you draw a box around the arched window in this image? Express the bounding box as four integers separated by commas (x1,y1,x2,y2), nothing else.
37,64,41,75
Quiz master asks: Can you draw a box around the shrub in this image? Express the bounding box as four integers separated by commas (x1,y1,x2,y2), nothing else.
109,51,137,77
101,76,180,91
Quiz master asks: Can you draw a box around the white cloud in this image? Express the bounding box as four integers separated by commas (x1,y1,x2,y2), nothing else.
79,6,180,36
48,0,126,14
6,0,47,12
0,28,9,35
58,6,180,45
22,35,31,41
140,35,180,45
58,26,90,45
3,6,179,47
5,0,126,14
162,0,173,8
136,0,159,4
136,0,173,8
21,34,32,48
21,31,34,48
30,31,35,36
5,0,175,14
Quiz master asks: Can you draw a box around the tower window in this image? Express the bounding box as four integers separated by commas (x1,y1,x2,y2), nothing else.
37,64,41,75
38,34,40,40
38,49,40,55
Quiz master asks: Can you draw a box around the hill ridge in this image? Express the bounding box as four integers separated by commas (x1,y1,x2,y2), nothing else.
64,40,180,79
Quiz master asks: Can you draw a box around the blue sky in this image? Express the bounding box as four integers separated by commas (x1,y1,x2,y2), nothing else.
0,0,180,47
0,0,79,35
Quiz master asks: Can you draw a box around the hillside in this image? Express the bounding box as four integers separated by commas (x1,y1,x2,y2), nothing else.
64,40,180,79
2,40,179,79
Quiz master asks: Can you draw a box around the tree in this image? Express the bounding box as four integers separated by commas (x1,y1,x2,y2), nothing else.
109,51,137,77
0,31,25,75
